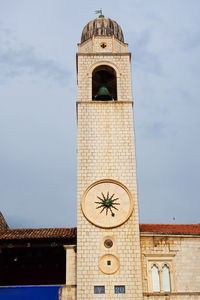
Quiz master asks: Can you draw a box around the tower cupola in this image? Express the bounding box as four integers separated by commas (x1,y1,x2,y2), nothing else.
81,17,124,43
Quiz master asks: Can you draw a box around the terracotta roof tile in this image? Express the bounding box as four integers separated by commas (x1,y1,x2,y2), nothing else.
0,224,199,241
0,227,76,240
139,224,200,235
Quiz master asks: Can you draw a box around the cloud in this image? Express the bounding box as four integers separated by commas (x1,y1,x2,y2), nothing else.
132,30,162,76
0,23,70,85
180,31,200,51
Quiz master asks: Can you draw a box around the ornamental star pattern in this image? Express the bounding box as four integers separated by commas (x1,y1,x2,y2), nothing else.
95,192,120,217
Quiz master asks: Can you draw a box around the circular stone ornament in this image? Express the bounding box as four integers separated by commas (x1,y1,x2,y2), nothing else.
99,254,120,274
81,179,133,228
104,239,113,248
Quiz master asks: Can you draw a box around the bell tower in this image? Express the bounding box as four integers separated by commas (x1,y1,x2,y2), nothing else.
76,15,143,299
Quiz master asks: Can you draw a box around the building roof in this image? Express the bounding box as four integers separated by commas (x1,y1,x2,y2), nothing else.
140,224,200,235
0,227,76,240
81,17,124,43
0,224,200,241
0,212,9,231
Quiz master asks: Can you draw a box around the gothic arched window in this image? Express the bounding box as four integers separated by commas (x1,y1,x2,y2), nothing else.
92,65,117,101
162,264,171,292
151,264,160,292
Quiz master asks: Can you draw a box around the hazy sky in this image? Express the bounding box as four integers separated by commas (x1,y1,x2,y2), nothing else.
0,0,200,228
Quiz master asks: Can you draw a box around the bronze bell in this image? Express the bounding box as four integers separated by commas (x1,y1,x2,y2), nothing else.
95,85,113,101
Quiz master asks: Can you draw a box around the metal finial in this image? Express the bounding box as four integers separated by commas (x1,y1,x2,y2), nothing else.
94,9,104,18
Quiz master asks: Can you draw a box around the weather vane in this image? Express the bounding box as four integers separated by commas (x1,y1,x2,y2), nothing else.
95,9,104,18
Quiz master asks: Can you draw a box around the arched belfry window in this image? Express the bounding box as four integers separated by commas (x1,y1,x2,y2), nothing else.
92,65,117,101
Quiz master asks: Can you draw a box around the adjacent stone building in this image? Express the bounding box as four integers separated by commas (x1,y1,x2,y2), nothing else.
0,15,200,300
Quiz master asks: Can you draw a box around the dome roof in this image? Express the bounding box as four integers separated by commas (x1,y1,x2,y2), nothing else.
81,17,124,43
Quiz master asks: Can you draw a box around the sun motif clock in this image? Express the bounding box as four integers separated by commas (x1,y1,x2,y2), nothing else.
81,179,133,228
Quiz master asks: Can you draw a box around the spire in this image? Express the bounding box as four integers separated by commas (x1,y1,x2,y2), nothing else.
0,211,9,231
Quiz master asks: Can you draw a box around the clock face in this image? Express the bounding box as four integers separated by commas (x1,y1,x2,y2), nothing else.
81,179,133,228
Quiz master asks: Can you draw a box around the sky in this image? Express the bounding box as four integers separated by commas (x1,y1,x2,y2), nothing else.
0,0,200,228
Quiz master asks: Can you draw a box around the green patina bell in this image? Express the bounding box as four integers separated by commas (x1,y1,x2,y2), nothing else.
95,85,113,101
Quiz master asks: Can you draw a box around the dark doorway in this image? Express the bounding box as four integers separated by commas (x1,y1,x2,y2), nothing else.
0,246,66,285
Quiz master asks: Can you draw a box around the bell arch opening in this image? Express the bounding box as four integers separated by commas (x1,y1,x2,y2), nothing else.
92,65,117,101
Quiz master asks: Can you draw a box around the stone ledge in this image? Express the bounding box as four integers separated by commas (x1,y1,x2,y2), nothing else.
144,292,200,296
77,52,131,57
63,245,76,250
76,101,133,104
140,233,200,238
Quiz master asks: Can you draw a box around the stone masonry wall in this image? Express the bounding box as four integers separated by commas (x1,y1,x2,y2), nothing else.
77,102,143,299
76,35,142,299
77,53,132,102
78,37,128,54
141,234,200,299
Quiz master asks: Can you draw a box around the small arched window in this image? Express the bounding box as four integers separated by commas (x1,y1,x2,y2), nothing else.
151,264,160,292
92,65,117,101
162,264,171,292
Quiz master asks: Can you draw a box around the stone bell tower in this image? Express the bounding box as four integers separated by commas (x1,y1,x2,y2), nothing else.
76,15,143,299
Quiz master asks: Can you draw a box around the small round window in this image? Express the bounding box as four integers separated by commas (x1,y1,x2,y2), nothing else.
100,42,107,49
